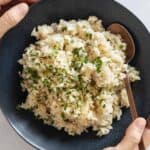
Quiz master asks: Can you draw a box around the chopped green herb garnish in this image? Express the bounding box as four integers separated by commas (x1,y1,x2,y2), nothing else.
102,104,106,108
35,63,40,66
119,44,124,49
64,103,68,111
72,47,89,70
61,112,66,120
31,58,35,61
73,47,82,56
43,78,50,88
53,44,60,51
85,33,92,39
62,27,67,31
84,56,88,63
46,64,53,72
30,51,38,57
93,57,102,72
26,67,40,83
98,99,106,108
51,119,54,125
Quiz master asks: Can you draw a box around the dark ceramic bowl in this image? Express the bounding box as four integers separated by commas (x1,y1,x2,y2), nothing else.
0,0,150,150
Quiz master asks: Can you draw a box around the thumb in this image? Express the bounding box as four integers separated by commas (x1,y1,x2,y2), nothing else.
0,3,29,38
117,118,146,150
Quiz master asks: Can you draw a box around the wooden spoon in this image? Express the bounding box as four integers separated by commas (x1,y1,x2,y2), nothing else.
107,23,137,119
107,23,145,150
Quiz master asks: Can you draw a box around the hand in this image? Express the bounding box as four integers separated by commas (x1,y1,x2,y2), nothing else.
104,118,150,150
0,0,38,38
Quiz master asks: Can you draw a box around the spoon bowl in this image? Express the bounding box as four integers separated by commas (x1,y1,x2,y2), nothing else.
107,23,135,63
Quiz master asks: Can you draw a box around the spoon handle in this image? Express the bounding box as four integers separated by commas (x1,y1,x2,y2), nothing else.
124,74,145,150
124,74,138,120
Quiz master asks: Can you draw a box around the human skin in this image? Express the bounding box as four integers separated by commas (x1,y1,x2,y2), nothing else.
0,1,149,150
0,0,38,38
104,118,150,150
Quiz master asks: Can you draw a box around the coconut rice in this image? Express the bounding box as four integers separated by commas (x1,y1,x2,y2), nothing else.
18,16,140,136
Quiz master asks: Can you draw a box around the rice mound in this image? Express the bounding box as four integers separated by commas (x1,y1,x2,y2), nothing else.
19,16,140,136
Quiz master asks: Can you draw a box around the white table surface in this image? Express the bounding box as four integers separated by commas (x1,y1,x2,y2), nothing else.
0,0,150,150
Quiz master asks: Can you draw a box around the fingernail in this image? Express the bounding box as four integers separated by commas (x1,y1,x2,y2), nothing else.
134,118,146,131
16,3,29,16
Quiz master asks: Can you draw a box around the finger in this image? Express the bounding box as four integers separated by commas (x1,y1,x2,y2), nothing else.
0,3,29,38
103,147,117,150
143,128,150,147
117,118,146,150
0,0,11,5
144,116,150,147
